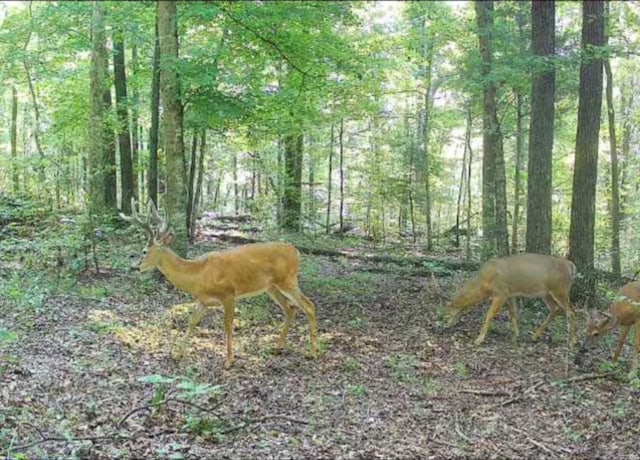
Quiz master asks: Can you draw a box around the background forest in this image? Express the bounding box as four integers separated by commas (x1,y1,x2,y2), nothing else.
1,1,638,275
2,1,640,458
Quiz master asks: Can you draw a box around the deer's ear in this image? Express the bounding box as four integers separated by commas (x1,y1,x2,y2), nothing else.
159,231,174,246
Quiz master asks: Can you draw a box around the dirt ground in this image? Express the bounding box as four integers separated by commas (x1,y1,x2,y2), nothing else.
1,226,639,459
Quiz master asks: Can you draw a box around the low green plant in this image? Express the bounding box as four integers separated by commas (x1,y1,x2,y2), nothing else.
386,353,419,383
454,361,469,378
348,384,368,399
343,358,361,373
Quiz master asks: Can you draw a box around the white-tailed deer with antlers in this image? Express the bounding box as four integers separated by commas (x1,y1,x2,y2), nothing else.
445,253,577,348
578,281,640,379
119,199,318,368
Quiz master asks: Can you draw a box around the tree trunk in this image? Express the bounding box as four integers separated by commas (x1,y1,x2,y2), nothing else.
604,3,621,277
187,131,198,238
88,1,107,215
190,129,207,242
511,92,524,254
619,80,633,217
282,132,303,231
325,123,335,234
418,15,434,251
148,21,161,207
465,104,474,259
456,118,468,249
233,154,239,216
103,59,117,211
113,28,134,214
476,0,508,258
10,85,19,193
338,118,345,233
526,0,555,255
131,44,140,201
157,0,188,255
568,0,604,300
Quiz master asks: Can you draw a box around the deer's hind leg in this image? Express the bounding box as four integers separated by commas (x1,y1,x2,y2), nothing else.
532,295,560,342
276,282,318,358
266,287,297,352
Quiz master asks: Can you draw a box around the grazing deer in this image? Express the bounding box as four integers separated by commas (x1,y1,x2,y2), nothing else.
119,199,318,368
578,281,640,379
445,253,577,348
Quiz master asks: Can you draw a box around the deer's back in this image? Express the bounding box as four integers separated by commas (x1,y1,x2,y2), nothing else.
611,281,640,326
200,243,300,297
481,253,573,299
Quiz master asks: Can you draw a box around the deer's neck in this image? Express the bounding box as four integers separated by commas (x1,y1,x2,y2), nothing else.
156,248,204,296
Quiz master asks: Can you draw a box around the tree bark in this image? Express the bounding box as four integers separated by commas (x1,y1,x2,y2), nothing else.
102,66,118,211
465,104,474,259
190,129,207,242
512,92,524,254
157,0,188,255
475,0,508,258
131,43,140,201
338,118,345,233
325,123,335,234
604,2,621,277
568,0,605,298
148,20,161,207
113,28,134,214
282,132,303,231
10,85,19,193
88,1,107,215
187,131,198,238
526,0,555,255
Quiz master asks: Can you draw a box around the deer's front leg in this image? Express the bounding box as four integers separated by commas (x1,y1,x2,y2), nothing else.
222,296,236,368
173,302,207,359
475,296,507,346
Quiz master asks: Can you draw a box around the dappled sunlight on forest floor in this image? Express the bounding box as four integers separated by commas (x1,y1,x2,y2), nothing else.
1,217,639,459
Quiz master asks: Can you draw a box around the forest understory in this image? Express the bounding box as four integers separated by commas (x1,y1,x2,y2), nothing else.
1,210,639,460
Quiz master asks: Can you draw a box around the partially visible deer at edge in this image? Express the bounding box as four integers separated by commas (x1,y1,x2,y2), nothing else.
445,253,578,348
119,199,318,368
578,280,640,379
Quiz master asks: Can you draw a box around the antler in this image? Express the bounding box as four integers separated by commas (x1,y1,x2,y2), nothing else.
119,198,157,240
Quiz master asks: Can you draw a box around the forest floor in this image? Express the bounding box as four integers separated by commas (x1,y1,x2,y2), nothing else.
1,207,640,459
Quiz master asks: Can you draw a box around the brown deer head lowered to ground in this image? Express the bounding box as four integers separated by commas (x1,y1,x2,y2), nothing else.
119,199,318,368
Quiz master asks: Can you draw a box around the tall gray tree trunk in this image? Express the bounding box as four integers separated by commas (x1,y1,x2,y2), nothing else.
113,28,134,214
568,0,604,301
325,123,335,234
526,0,555,255
148,20,161,207
604,2,621,277
282,132,303,231
131,43,140,201
11,85,19,193
88,1,107,215
476,0,508,258
157,0,188,255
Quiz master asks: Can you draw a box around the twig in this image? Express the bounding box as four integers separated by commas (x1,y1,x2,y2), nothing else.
117,405,154,428
563,372,614,384
222,414,309,435
507,425,564,458
453,414,473,445
459,389,510,397
429,436,466,450
492,379,547,408
10,435,130,452
117,397,225,427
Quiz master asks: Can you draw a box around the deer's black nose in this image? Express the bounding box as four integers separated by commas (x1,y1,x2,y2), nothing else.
129,255,141,271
